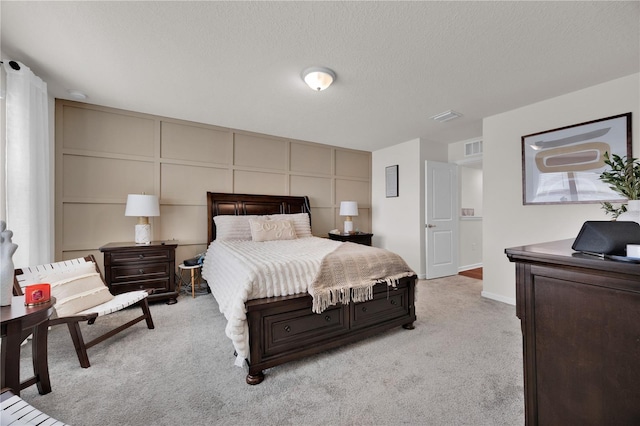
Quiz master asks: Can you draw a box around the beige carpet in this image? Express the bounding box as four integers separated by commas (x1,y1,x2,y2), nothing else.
19,276,524,425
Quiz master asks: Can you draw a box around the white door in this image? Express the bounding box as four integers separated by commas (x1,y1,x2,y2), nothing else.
425,161,459,279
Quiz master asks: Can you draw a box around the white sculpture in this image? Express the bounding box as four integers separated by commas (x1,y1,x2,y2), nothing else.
1,220,18,306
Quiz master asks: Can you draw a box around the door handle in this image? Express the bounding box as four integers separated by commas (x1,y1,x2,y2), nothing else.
426,224,436,228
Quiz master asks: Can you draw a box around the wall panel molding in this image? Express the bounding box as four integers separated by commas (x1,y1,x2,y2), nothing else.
55,99,371,266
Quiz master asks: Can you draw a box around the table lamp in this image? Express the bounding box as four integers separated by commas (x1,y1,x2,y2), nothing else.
125,194,160,244
339,201,359,234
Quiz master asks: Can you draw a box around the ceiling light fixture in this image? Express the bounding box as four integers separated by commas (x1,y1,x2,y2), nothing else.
302,67,336,91
67,90,88,100
430,110,462,123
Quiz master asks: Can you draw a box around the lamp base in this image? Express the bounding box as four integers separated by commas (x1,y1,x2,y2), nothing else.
343,220,354,234
134,223,151,244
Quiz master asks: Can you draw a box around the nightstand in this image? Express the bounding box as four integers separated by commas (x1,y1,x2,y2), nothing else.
328,232,373,246
99,241,179,304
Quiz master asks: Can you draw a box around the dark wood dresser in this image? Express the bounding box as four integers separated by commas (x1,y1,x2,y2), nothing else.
505,239,640,425
100,241,178,304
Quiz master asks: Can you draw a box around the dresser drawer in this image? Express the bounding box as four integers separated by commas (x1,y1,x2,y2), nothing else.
110,263,170,283
109,249,171,265
350,284,411,329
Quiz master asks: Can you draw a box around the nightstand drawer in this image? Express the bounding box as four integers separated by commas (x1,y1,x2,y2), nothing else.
109,278,171,294
110,263,170,283
110,249,171,265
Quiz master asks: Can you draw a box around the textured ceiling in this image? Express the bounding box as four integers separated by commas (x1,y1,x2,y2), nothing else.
2,1,638,152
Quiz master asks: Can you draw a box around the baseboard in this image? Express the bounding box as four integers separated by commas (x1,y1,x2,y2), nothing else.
458,263,483,272
481,290,515,306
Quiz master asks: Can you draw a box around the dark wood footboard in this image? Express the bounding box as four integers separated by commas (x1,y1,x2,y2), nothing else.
245,275,417,384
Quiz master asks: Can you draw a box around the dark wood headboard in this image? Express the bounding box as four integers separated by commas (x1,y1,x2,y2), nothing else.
207,192,311,243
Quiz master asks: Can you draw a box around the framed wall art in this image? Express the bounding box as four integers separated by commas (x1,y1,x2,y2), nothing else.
521,112,632,205
385,165,398,198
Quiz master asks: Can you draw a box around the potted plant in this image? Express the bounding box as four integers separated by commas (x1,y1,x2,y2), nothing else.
599,151,640,220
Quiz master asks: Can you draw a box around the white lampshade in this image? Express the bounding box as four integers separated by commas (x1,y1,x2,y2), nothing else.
339,201,359,217
125,194,160,217
125,194,159,244
339,201,358,234
302,67,336,91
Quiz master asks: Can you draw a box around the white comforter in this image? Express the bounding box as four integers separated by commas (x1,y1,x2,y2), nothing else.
201,236,342,366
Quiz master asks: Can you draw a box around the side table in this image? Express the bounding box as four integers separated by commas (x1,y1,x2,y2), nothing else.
177,264,203,298
1,296,54,396
100,241,179,304
328,232,373,246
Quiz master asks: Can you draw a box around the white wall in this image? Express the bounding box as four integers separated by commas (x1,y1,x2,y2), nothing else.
372,139,422,275
372,138,447,278
460,166,483,217
448,138,484,271
483,73,640,304
459,166,483,269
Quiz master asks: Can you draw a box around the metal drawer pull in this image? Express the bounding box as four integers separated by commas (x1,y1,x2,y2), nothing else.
362,306,367,312
138,269,144,274
284,325,291,332
390,300,397,305
325,315,331,322
138,254,144,259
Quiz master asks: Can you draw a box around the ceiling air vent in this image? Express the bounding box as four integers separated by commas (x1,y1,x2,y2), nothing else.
464,140,483,156
430,110,462,122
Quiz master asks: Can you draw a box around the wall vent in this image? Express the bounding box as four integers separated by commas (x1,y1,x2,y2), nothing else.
464,140,483,156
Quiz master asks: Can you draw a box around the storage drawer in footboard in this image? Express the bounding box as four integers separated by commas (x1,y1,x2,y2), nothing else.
350,279,415,330
264,304,347,357
246,294,348,359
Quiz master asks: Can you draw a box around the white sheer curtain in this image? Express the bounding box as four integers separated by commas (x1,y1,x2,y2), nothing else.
2,60,51,268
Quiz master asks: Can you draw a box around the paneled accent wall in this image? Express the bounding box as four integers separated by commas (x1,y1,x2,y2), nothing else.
55,100,371,270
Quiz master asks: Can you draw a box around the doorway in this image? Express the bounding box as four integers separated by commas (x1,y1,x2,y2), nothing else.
425,161,459,279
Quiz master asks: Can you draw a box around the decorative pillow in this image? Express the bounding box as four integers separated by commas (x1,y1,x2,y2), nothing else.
214,215,260,241
36,262,97,284
42,271,115,318
268,213,312,238
249,218,297,242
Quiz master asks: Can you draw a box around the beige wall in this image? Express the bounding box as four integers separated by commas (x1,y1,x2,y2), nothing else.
55,100,371,271
483,73,639,304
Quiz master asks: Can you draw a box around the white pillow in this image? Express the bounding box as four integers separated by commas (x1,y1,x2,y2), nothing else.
214,215,260,240
249,218,297,242
268,213,312,238
45,272,115,318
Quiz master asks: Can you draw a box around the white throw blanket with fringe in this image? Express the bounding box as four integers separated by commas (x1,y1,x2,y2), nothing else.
201,237,414,366
308,242,415,314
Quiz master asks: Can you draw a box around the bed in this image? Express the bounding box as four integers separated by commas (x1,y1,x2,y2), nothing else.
203,192,417,385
